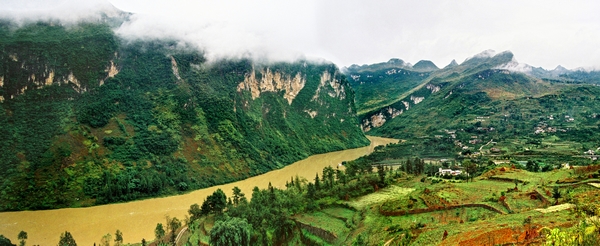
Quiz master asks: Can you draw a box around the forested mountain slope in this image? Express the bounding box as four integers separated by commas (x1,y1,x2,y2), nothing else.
351,51,600,161
0,21,368,211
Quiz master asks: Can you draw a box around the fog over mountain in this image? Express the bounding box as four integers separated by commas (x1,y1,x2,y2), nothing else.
2,0,600,69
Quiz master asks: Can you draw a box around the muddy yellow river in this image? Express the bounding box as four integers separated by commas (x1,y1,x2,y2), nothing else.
0,136,397,245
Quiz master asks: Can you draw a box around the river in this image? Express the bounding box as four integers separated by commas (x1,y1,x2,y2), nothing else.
0,136,398,245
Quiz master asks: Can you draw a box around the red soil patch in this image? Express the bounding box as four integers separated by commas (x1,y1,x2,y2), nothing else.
450,225,541,246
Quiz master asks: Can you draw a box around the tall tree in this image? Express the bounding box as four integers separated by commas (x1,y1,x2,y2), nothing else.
188,203,202,221
114,230,123,246
405,159,413,174
232,186,245,206
17,231,27,246
314,173,320,191
58,231,77,246
322,166,335,189
154,223,165,243
464,160,477,182
377,165,386,186
209,217,252,246
209,189,227,214
336,169,347,185
169,217,182,244
100,234,111,246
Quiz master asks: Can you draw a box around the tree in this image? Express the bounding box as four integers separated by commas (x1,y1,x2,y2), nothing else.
155,223,165,243
17,231,27,246
201,189,227,214
273,215,296,243
323,166,335,188
314,173,321,191
0,234,15,246
141,239,146,246
526,160,538,172
100,234,111,246
336,169,347,185
377,165,386,186
209,217,252,246
306,182,315,199
464,160,477,182
188,203,202,221
232,186,245,206
553,186,561,205
404,159,413,174
169,217,182,244
58,231,77,246
114,230,123,246
414,157,425,174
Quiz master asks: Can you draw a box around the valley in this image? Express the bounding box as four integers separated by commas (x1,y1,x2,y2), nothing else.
1,12,600,246
0,136,398,245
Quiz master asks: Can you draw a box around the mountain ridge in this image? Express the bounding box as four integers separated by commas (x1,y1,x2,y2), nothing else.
0,21,369,211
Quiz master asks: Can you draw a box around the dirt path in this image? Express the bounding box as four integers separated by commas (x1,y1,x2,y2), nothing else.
174,226,188,245
535,203,575,213
479,139,494,152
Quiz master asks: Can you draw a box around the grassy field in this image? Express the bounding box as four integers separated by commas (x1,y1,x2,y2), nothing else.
346,185,415,210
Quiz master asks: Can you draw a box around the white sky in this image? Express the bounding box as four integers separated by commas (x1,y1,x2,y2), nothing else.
2,0,600,70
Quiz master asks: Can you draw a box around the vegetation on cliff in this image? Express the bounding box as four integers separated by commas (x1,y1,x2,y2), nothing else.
0,21,368,211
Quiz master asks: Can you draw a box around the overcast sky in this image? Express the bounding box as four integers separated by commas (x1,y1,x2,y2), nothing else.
2,0,600,70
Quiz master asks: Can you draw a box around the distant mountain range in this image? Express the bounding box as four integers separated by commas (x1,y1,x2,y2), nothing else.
344,49,600,159
345,49,599,83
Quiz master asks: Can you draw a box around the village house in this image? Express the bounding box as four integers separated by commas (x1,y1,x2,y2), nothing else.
437,168,463,176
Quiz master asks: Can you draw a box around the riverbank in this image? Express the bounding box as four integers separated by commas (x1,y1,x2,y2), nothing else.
0,136,398,245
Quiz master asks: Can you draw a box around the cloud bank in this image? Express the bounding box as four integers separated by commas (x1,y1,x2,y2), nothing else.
1,0,118,24
2,0,600,70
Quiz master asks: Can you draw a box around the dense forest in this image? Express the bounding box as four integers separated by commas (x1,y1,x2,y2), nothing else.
0,21,369,211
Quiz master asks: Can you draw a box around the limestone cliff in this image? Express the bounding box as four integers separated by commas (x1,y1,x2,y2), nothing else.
0,21,369,210
236,67,306,105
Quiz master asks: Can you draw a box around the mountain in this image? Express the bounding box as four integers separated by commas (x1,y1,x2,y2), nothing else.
444,59,458,69
343,50,517,117
412,60,439,72
0,21,368,210
352,50,600,160
345,58,412,73
344,61,432,115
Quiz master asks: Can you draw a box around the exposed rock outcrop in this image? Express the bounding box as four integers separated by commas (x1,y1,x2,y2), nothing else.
312,70,346,102
237,67,306,105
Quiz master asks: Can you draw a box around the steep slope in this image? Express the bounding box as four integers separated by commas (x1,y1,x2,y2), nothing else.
344,59,432,115
0,21,368,211
355,51,600,160
357,50,520,132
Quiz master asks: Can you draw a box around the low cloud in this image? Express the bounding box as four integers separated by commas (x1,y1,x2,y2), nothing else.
1,0,118,25
2,0,600,69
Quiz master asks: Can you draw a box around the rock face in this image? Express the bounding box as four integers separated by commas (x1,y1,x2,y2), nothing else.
0,21,369,210
313,70,346,102
237,67,306,105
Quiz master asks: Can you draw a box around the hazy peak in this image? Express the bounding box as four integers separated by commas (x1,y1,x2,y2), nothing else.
444,59,458,69
387,58,410,67
412,60,439,72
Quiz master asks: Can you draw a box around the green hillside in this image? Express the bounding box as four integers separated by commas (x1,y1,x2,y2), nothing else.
354,51,600,164
0,21,368,211
345,59,432,115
